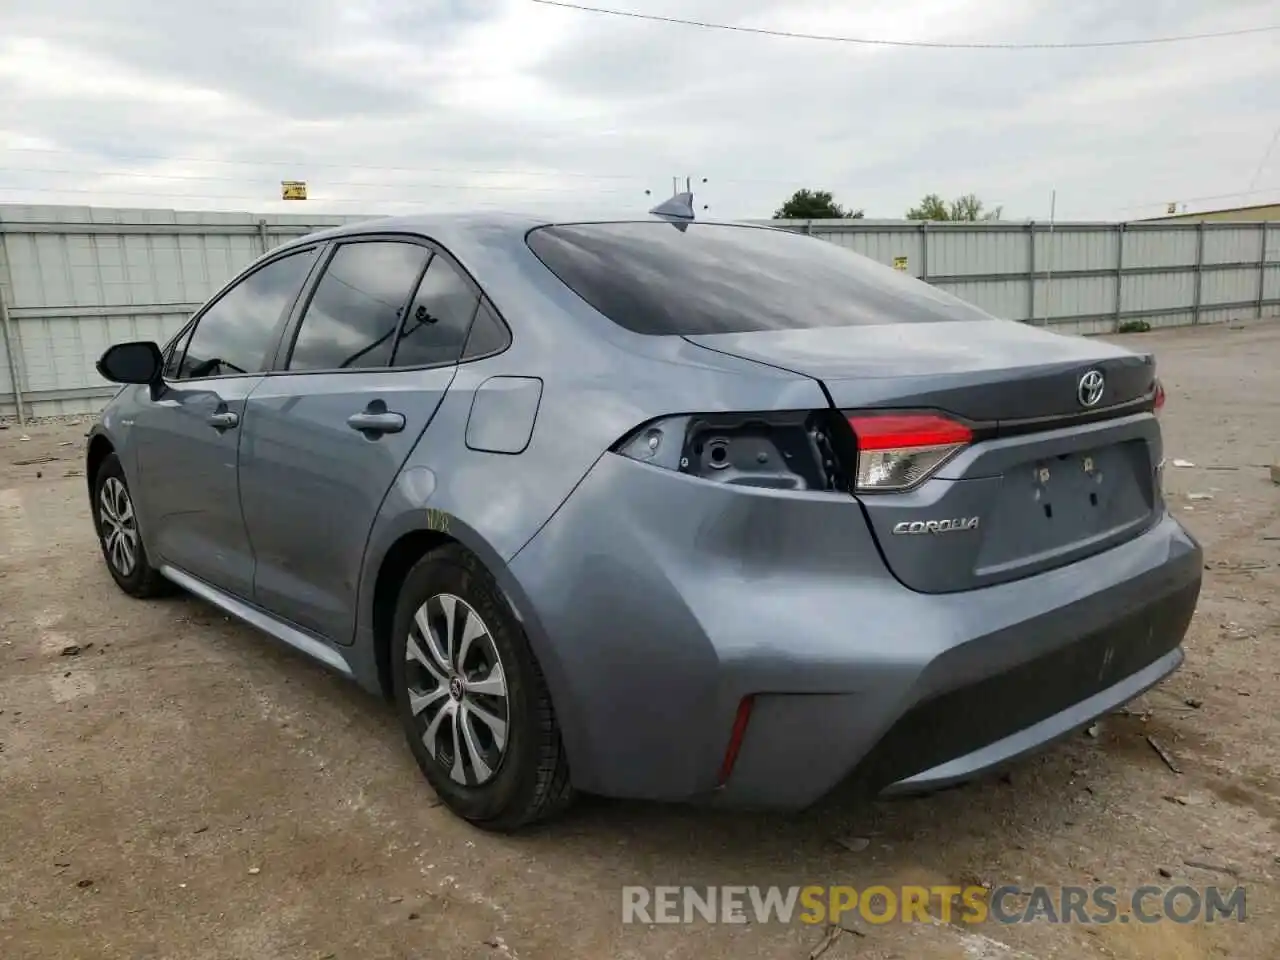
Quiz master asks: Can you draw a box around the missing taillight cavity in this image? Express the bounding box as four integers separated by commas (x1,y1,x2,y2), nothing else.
681,411,846,490
846,412,973,493
613,410,847,491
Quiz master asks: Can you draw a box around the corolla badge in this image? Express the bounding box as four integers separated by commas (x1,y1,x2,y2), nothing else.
892,517,980,535
1078,369,1105,407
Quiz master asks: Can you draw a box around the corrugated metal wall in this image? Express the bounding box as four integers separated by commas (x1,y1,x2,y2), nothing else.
766,218,1280,337
2,204,1278,418
0,205,359,417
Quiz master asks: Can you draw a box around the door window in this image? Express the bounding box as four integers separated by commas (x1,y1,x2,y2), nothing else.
391,254,481,368
178,249,317,379
162,323,194,379
461,299,511,360
287,241,431,371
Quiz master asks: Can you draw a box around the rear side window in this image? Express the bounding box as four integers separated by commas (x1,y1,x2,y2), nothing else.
526,222,993,336
391,254,480,368
461,299,511,359
288,241,431,371
179,248,317,379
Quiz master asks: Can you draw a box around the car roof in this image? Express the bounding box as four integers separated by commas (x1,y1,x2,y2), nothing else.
270,210,772,258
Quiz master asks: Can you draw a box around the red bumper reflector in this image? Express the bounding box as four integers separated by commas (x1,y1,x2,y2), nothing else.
717,696,755,786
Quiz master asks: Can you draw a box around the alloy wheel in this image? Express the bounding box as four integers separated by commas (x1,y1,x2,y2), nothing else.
404,593,510,786
98,477,139,576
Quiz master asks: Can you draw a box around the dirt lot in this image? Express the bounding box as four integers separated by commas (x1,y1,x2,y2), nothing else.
2,321,1278,960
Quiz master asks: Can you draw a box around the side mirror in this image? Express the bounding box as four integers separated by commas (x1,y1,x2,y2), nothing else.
96,341,164,385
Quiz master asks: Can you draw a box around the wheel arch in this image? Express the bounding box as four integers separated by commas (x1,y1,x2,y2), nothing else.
358,513,591,787
86,432,115,499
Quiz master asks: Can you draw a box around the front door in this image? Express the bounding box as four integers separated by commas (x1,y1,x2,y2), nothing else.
239,238,483,643
132,246,320,598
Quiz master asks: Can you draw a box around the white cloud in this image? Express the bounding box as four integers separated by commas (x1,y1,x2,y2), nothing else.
0,0,1277,220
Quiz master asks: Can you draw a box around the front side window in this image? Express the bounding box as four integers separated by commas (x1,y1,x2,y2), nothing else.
288,241,431,371
179,248,317,379
162,323,194,379
391,254,480,368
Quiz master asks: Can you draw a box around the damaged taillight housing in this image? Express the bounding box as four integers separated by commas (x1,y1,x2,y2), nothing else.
613,410,849,491
845,412,973,492
613,408,974,495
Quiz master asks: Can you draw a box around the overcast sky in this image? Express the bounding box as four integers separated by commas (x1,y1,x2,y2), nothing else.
1,0,1278,221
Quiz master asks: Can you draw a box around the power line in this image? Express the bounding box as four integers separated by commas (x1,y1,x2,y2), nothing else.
1247,123,1280,192
529,0,1280,49
1107,185,1280,214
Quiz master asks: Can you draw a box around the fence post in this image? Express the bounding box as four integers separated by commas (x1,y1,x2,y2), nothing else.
1113,222,1126,332
257,219,269,255
1259,222,1270,320
1027,221,1036,325
1192,221,1205,325
0,286,25,426
920,221,929,281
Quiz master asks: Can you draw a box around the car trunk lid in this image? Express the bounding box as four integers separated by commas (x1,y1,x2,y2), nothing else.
685,321,1164,593
684,321,1157,422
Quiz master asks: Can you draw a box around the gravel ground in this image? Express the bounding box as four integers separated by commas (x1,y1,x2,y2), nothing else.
1,321,1278,960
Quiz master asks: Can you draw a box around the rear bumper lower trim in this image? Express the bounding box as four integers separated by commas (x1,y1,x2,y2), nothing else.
882,646,1183,795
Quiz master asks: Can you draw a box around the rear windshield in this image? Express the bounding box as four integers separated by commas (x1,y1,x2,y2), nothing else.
526,221,992,336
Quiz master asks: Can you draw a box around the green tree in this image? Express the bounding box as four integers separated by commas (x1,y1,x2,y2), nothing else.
905,192,1003,221
773,189,864,220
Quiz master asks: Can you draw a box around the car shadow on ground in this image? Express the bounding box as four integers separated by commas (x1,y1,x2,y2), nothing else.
208,586,1153,890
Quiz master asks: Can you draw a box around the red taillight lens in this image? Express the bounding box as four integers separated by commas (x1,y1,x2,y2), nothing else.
846,413,973,492
1153,379,1166,416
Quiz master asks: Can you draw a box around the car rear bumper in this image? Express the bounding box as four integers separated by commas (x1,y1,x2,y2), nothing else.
506,452,1202,809
880,646,1182,795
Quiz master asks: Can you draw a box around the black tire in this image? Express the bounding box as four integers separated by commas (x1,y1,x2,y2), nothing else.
92,453,169,598
390,544,573,831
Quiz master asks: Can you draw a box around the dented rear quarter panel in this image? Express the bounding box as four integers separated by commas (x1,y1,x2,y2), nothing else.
349,226,829,733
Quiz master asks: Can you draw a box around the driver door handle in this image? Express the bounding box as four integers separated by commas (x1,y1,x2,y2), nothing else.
347,411,405,435
208,411,239,430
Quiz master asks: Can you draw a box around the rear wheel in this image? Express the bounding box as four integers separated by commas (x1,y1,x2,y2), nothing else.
390,544,573,830
92,453,168,598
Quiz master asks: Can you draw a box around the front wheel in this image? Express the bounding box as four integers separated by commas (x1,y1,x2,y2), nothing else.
390,544,573,830
92,453,168,598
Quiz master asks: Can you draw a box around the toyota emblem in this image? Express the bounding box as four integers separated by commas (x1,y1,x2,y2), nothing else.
1077,369,1105,407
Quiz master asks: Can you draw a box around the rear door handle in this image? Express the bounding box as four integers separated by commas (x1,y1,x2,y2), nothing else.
347,411,406,435
208,411,239,430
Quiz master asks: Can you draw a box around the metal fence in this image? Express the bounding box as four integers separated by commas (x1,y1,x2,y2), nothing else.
768,217,1280,334
2,203,1278,419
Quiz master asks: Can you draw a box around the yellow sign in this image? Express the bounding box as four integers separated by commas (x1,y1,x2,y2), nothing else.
893,256,908,271
281,181,308,201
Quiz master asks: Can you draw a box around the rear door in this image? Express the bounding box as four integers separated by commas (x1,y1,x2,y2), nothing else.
238,237,484,643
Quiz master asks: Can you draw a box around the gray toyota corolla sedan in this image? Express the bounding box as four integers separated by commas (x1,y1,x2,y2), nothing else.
86,205,1202,831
